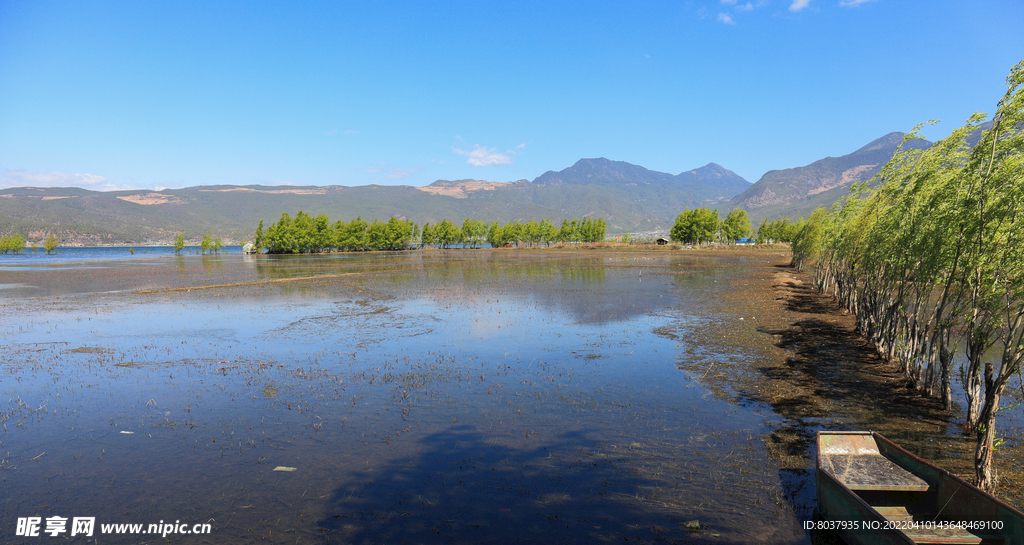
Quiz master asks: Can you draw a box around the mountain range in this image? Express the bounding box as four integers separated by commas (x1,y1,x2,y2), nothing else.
723,132,932,221
2,126,988,245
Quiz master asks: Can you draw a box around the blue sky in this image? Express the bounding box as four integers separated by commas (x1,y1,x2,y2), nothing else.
1,1,1022,192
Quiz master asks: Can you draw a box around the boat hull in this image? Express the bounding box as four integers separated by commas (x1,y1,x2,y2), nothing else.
815,431,1023,545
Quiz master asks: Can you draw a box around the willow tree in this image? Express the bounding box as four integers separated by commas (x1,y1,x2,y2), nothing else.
959,60,1024,491
796,60,1024,491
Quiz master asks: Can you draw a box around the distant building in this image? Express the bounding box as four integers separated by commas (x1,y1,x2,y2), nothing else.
656,237,670,245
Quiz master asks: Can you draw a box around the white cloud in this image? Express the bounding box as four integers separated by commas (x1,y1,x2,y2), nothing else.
453,145,514,167
366,163,384,173
1,169,141,191
344,129,359,135
738,2,754,11
789,0,811,11
515,143,527,149
720,0,737,4
717,13,735,24
839,0,877,6
326,129,339,136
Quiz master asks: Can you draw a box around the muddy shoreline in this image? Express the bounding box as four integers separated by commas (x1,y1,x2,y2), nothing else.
763,265,1023,510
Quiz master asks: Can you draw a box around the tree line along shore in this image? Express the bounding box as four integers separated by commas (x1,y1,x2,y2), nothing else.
0,209,807,255
244,208,808,255
789,60,1024,491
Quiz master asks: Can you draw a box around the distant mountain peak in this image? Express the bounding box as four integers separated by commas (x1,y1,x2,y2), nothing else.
679,162,744,180
852,132,907,155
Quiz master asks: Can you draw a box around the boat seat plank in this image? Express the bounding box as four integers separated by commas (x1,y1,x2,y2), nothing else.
900,525,1002,544
820,454,929,491
872,506,1002,544
874,505,915,521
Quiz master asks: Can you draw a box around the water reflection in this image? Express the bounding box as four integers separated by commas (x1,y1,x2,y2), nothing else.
1,249,811,544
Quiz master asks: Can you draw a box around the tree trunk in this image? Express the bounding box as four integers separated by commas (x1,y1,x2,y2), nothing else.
974,363,1002,492
964,326,988,431
938,326,952,410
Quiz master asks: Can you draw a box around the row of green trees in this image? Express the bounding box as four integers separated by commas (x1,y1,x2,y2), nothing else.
253,212,608,254
0,233,28,254
479,217,606,248
0,233,59,254
669,208,752,244
755,217,802,244
790,61,1024,491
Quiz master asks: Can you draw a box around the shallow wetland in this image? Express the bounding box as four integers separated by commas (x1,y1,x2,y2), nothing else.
1,248,1021,544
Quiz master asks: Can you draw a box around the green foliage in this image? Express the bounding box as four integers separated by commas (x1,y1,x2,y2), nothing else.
258,211,418,253
335,216,369,251
790,208,827,268
802,60,1024,491
670,208,719,244
421,222,435,247
200,230,213,255
462,218,488,249
256,213,606,253
433,219,461,249
755,216,801,243
720,209,751,242
486,221,501,247
43,234,60,254
253,221,264,252
173,232,185,255
555,217,605,244
0,233,27,254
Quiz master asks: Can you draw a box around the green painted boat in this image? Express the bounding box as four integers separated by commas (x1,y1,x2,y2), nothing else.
815,431,1024,544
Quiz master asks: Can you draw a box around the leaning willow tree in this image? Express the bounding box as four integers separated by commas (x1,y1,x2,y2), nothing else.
792,60,1024,491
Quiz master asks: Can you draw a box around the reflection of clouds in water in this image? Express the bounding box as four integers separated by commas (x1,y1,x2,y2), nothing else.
467,313,514,339
411,270,678,326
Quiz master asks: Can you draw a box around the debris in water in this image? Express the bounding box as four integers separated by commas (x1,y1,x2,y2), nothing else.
273,466,297,472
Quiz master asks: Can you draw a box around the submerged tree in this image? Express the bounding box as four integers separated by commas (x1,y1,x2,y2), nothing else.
43,234,60,254
200,230,214,255
173,232,185,255
0,233,27,254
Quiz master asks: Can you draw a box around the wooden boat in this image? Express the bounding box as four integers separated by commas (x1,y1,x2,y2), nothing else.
815,431,1024,544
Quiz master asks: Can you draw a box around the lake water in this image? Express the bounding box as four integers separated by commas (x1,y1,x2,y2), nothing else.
5,247,1010,543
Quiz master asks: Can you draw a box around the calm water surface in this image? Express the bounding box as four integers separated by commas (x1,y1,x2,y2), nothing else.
1,250,811,543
